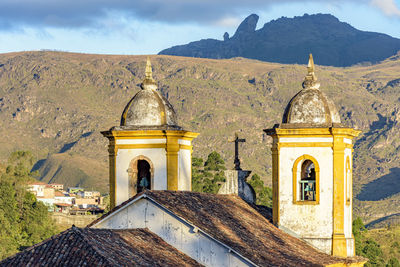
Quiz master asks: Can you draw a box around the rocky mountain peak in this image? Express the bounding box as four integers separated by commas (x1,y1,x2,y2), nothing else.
232,14,259,38
159,13,400,67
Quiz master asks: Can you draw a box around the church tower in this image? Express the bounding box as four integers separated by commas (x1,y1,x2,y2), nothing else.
102,58,198,208
265,54,360,257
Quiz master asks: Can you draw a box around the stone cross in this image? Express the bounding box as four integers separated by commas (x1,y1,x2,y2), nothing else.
230,132,246,170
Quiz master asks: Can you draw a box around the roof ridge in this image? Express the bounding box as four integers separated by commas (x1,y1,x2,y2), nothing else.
71,227,116,266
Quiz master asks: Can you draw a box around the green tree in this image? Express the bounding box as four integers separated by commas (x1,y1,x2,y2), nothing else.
352,217,388,266
0,151,58,260
192,152,226,194
192,157,204,193
247,174,272,207
204,152,226,171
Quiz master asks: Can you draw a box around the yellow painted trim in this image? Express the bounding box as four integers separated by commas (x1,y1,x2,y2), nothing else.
179,144,192,150
107,143,117,209
332,136,347,257
272,143,280,225
344,143,353,149
276,128,332,136
116,144,166,149
292,154,320,205
166,136,179,190
325,261,367,267
104,130,199,139
271,127,361,138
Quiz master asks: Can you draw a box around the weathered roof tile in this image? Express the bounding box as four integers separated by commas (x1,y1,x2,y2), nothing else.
0,227,203,267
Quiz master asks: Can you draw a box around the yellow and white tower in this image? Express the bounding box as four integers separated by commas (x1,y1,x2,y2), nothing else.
265,54,360,257
102,58,198,208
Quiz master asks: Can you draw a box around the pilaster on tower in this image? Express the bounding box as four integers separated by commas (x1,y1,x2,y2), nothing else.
264,54,360,257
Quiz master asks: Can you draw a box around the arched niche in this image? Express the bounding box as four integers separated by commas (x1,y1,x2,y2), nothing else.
127,155,154,198
292,154,320,204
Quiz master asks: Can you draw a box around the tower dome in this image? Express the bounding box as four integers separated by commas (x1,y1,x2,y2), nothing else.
120,58,181,130
102,57,199,208
282,54,341,125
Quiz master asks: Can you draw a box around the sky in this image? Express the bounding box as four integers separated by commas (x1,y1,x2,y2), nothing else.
1,0,400,55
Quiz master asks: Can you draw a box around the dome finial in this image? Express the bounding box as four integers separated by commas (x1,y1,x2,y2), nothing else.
141,57,157,90
307,53,315,74
302,53,320,89
145,57,153,80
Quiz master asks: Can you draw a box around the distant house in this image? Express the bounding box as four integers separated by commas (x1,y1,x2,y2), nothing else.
27,181,47,197
68,187,84,194
76,190,100,198
54,203,72,214
49,183,63,191
54,191,75,205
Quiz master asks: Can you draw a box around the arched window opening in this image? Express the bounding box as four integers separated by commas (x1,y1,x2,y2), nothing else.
137,160,151,193
127,156,154,198
300,160,316,201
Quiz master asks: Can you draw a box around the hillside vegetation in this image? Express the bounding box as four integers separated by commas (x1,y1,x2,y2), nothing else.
1,51,400,224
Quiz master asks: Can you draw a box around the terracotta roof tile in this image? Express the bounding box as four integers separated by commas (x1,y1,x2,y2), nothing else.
0,227,203,267
54,191,65,197
90,190,366,267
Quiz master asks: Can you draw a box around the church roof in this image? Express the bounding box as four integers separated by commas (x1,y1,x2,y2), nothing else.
90,191,365,267
118,58,182,130
282,54,341,126
0,227,202,267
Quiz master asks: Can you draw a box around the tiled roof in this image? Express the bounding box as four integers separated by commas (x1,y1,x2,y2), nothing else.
54,191,65,197
0,227,203,267
91,190,366,267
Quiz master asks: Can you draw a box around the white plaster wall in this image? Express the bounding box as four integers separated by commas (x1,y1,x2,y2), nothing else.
93,198,250,267
178,148,192,191
279,137,333,143
343,138,352,144
179,139,191,145
116,139,166,144
116,148,167,206
278,146,333,240
347,237,355,256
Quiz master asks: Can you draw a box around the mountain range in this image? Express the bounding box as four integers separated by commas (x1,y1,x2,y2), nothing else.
1,51,400,226
159,13,400,67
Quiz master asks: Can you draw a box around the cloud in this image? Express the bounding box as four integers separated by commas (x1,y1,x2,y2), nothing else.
0,0,330,31
214,17,242,27
0,0,398,32
370,0,400,16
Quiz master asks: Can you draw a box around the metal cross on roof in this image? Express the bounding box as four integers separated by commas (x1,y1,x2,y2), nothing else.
230,132,246,170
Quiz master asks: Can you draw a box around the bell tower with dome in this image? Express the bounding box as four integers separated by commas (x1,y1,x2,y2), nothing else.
102,58,198,208
265,54,360,257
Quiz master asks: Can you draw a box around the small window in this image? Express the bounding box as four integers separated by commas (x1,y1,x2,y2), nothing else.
299,160,316,201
